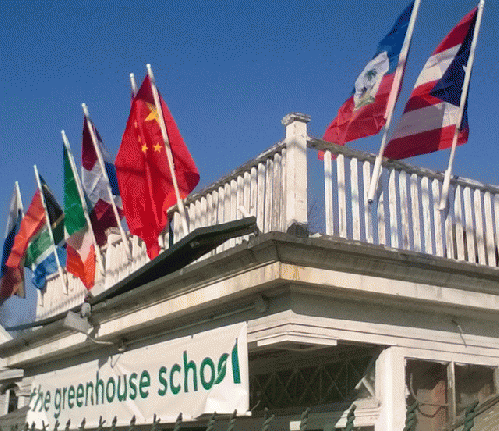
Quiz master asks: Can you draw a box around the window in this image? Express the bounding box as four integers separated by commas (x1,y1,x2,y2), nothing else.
406,359,498,429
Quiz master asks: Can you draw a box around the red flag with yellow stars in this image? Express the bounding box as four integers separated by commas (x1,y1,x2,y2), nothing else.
116,75,199,259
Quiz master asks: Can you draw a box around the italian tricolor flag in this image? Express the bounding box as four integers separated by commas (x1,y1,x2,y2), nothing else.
64,145,95,290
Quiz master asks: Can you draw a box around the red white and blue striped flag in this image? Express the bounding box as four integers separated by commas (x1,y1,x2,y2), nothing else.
385,7,478,159
323,1,416,145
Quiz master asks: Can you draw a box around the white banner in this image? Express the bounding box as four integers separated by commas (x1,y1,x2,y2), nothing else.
27,323,248,427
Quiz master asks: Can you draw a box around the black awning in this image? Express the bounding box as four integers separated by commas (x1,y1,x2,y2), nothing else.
91,217,258,305
5,217,258,332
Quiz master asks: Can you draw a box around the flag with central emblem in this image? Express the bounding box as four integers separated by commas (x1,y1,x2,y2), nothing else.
323,1,415,145
115,75,199,259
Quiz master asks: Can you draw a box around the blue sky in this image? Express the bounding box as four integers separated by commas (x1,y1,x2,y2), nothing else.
1,0,498,317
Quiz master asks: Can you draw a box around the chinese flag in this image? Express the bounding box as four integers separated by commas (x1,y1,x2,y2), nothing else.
116,75,199,259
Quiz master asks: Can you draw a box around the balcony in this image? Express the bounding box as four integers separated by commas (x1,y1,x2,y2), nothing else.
32,113,499,321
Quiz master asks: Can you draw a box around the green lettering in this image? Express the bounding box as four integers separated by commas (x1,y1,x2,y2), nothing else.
129,373,138,400
106,377,116,403
184,351,198,392
85,382,94,406
61,388,67,413
200,357,215,390
95,372,105,405
68,386,75,409
54,389,61,419
117,375,128,401
231,341,241,384
139,371,150,399
170,364,181,395
76,384,84,407
215,353,228,384
44,391,51,412
158,366,168,396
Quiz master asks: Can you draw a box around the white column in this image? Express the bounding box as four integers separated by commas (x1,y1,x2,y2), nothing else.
375,346,406,431
282,113,310,235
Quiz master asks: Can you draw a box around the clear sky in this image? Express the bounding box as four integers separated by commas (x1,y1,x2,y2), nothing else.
1,0,498,318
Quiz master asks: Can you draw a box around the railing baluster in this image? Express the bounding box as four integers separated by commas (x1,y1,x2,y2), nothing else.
444,193,455,260
250,166,258,219
236,175,244,245
230,179,238,246
337,154,347,238
280,148,287,231
273,153,282,232
454,185,465,261
324,150,334,236
223,182,231,249
265,158,273,232
257,162,266,234
399,170,410,250
363,160,373,243
243,171,251,218
388,168,399,249
377,173,386,246
463,186,476,263
410,173,421,252
483,191,497,266
432,179,444,257
350,158,360,241
474,188,486,265
421,177,432,254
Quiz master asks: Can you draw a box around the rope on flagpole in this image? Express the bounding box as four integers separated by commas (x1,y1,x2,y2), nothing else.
146,64,190,237
439,0,485,211
34,165,68,295
62,130,106,277
368,0,422,203
81,104,132,261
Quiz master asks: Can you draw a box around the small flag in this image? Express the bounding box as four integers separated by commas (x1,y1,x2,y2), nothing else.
5,191,46,270
0,184,24,303
81,115,122,246
323,1,415,146
65,144,96,290
116,74,199,259
385,7,478,159
24,177,65,289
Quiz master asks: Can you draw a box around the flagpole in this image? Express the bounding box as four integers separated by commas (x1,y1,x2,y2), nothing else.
81,103,132,260
130,73,138,98
14,181,24,218
439,0,484,211
34,165,68,294
62,130,106,277
367,0,422,203
146,63,190,236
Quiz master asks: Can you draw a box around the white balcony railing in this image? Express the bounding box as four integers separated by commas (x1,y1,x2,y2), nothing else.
34,113,499,320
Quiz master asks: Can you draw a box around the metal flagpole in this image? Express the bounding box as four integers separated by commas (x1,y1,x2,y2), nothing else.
439,0,484,211
367,0,422,203
62,130,106,277
14,181,24,218
34,165,68,294
81,103,132,260
146,63,190,236
130,73,138,98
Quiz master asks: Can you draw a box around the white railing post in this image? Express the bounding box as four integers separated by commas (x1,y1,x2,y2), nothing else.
282,113,310,235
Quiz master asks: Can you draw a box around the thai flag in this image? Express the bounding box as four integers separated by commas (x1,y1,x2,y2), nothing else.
81,116,122,246
385,7,478,159
323,1,416,145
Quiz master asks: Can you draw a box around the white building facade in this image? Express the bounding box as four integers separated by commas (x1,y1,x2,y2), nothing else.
1,113,498,430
